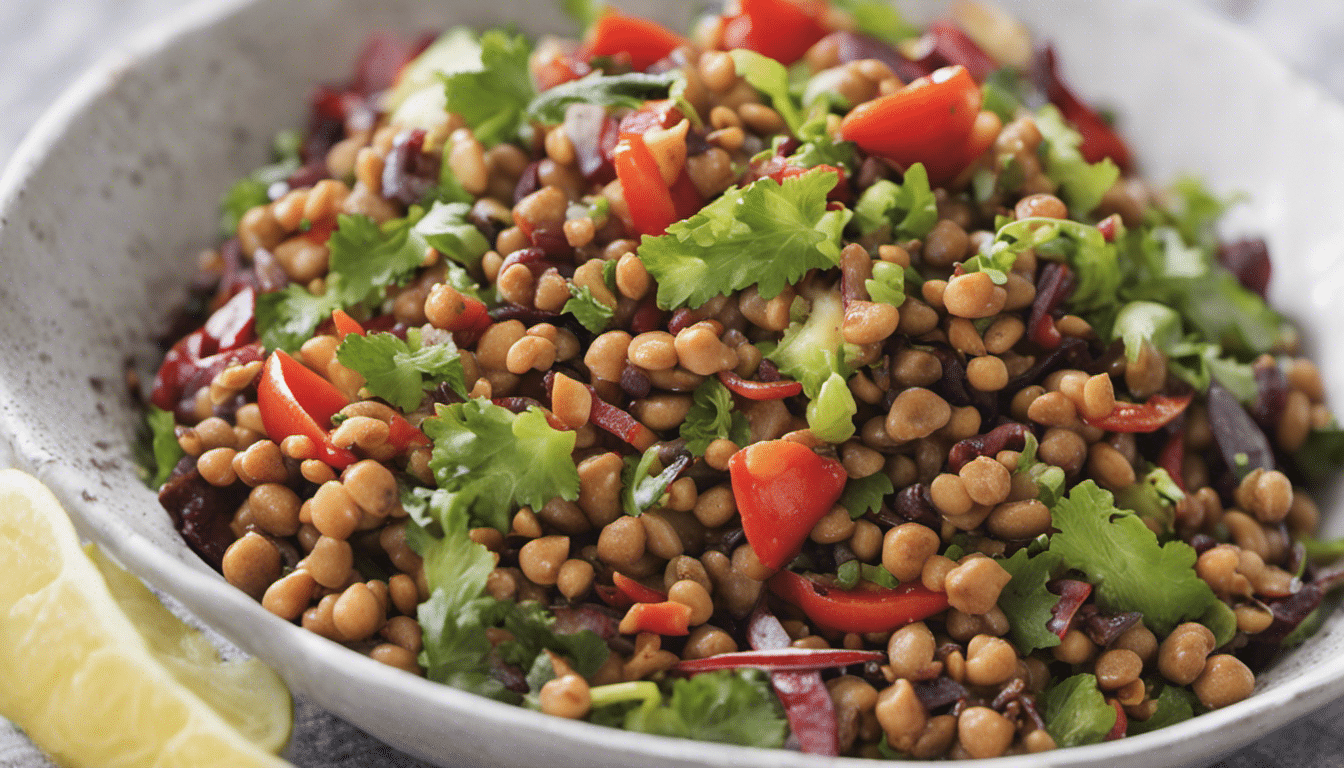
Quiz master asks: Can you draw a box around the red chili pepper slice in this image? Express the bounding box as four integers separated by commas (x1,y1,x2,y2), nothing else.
613,572,668,604
151,288,261,414
768,570,950,634
581,9,686,71
256,350,358,469
746,608,839,756
1083,393,1193,434
837,65,982,185
614,133,677,237
729,440,848,569
674,647,885,675
618,601,692,636
718,0,830,66
717,370,803,401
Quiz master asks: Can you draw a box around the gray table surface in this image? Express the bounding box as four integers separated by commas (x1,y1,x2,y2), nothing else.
2,1,1343,767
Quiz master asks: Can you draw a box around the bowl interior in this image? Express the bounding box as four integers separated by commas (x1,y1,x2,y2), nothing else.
2,1,1343,766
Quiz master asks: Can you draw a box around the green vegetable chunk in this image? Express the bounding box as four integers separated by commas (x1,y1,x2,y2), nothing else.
144,406,184,488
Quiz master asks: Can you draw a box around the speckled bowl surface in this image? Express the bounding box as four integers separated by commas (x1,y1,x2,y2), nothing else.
2,1,1343,766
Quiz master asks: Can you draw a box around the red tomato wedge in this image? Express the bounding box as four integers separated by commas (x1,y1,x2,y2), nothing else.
581,9,686,71
728,440,848,570
614,133,678,237
719,0,830,66
256,350,358,469
837,65,982,185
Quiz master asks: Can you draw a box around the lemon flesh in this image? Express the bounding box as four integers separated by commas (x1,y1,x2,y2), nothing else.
0,469,294,767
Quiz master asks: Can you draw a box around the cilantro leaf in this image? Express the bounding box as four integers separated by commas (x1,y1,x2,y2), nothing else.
1110,300,1257,401
526,71,678,125
145,406,183,488
255,285,343,353
443,31,535,147
562,283,615,334
1035,105,1120,216
1050,481,1227,639
621,447,687,517
413,201,490,268
840,472,893,519
336,328,467,412
680,378,750,456
864,260,907,307
619,670,787,748
852,164,937,239
1042,674,1116,748
1112,465,1183,535
641,172,848,310
994,216,1120,318
996,548,1063,654
726,50,803,134
1126,682,1198,736
422,399,580,533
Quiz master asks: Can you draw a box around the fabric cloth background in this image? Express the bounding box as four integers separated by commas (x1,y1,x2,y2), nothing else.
1,1,1342,766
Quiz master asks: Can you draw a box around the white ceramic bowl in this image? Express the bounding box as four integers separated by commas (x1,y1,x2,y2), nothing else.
3,1,1344,766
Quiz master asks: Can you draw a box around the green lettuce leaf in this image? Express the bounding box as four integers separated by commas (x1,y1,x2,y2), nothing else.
996,548,1063,654
641,172,848,310
442,31,535,146
422,399,580,533
336,328,467,412
852,164,937,239
680,378,750,456
1042,674,1116,748
1035,105,1120,217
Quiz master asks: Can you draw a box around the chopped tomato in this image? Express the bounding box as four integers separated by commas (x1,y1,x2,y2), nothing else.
256,350,358,469
728,440,848,570
618,601,692,636
614,133,678,236
719,0,830,66
581,10,686,71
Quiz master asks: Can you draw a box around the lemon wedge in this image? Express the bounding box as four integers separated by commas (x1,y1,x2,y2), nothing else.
0,469,294,767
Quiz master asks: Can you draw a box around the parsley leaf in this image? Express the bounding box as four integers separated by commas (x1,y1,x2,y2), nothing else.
145,406,183,488
851,163,937,239
1050,481,1230,639
255,286,343,353
840,472,893,519
562,283,615,334
422,399,580,533
726,50,803,134
994,216,1120,317
1042,674,1116,748
617,670,787,748
1126,682,1198,736
680,378,750,456
443,31,535,147
413,201,490,268
1035,105,1120,217
641,172,848,310
996,548,1063,654
336,328,467,412
526,71,678,125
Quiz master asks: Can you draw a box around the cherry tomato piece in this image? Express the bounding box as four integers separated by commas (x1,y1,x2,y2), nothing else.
728,440,848,570
619,601,692,636
256,350,358,469
613,572,668,604
614,133,678,237
719,0,830,66
582,10,686,71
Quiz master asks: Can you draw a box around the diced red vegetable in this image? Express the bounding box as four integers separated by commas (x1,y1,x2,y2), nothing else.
837,65,983,185
1083,393,1193,433
767,570,950,634
613,572,668,604
728,440,848,569
331,308,366,338
150,288,262,417
618,600,692,636
717,370,804,401
256,350,358,469
718,0,830,66
581,9,686,71
674,647,884,675
614,133,678,237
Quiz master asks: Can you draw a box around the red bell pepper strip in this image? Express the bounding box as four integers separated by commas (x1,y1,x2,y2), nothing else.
331,308,366,338
256,350,358,469
674,647,884,675
767,570,950,634
1159,429,1186,491
618,600,692,636
593,583,633,610
717,370,804,401
837,65,982,185
747,608,839,756
613,572,668,604
1083,393,1193,434
614,133,678,237
728,440,848,569
581,9,686,71
718,0,830,66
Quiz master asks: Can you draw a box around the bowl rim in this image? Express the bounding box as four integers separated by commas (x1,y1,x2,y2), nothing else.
1,1,1342,766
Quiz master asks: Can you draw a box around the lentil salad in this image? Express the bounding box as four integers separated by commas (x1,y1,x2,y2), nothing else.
140,0,1344,759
